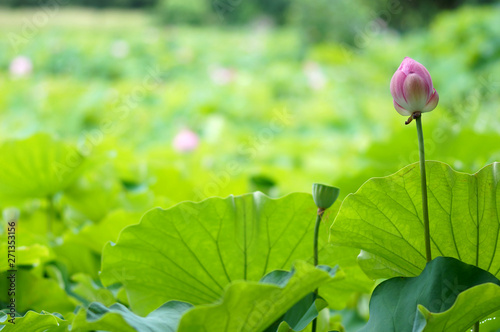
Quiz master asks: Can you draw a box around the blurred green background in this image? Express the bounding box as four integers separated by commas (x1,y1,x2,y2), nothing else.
1,0,500,329
2,0,500,205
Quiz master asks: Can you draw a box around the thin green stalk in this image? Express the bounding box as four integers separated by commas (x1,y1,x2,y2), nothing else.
472,321,480,331
312,209,323,332
415,115,432,263
313,210,322,266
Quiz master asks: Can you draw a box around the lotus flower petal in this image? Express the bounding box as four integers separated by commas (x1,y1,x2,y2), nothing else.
393,100,412,116
390,70,407,106
422,89,439,113
403,73,429,112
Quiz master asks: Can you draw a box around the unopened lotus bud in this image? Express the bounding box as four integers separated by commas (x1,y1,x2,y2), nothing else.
312,183,340,211
390,57,439,117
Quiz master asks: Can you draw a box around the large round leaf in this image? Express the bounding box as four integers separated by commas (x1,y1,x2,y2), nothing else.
0,133,85,203
415,283,500,331
331,161,500,279
100,192,368,315
100,192,319,314
360,256,500,332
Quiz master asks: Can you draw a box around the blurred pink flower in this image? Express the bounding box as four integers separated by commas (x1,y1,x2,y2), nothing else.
304,61,327,90
9,56,32,78
209,66,236,85
390,57,439,116
173,129,199,152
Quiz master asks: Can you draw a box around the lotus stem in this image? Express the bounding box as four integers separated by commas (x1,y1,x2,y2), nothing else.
312,208,324,332
415,114,432,263
313,209,323,267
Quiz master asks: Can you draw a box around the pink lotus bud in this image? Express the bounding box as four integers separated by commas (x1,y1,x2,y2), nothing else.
173,129,199,152
390,57,439,116
9,56,33,78
209,66,235,85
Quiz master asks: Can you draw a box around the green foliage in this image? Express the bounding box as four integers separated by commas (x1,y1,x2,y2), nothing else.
361,257,500,332
0,310,69,332
287,0,386,45
0,5,499,331
429,5,500,70
71,274,115,307
2,6,500,199
100,192,367,315
331,161,500,279
265,293,329,332
71,301,192,332
390,0,499,31
0,134,85,204
64,209,142,254
1,0,157,8
0,268,76,314
0,244,49,272
177,262,339,331
477,310,500,331
155,0,290,25
416,283,500,331
156,0,216,25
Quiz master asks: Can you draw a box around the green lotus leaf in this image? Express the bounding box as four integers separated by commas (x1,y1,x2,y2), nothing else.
71,301,192,332
64,209,142,254
0,310,69,332
0,269,76,315
415,283,500,331
0,133,85,203
177,261,339,332
331,161,500,279
101,192,370,315
361,256,500,332
71,273,115,307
